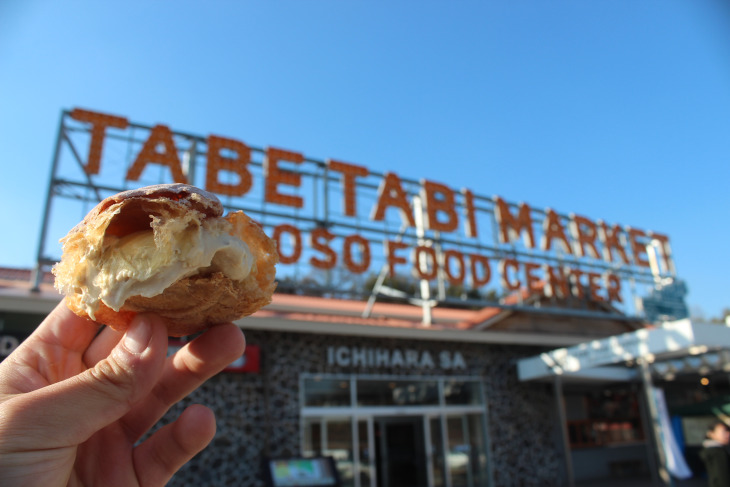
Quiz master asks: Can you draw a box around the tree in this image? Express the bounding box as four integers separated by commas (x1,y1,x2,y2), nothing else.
710,308,730,325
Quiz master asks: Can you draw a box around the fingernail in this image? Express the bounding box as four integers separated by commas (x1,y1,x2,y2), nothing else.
124,317,152,354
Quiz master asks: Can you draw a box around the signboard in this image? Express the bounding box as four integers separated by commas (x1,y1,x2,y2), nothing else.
326,345,466,370
35,108,677,318
640,279,690,324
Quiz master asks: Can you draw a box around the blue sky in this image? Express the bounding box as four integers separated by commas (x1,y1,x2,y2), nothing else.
1,1,728,319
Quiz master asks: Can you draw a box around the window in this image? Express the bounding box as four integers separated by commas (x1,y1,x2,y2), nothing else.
303,378,351,407
357,379,439,406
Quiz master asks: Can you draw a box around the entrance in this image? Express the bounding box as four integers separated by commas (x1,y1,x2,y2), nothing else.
375,416,427,487
301,375,493,487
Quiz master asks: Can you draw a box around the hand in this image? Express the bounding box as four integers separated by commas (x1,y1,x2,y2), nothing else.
0,299,245,486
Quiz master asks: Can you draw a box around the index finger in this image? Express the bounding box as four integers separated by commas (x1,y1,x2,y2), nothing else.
0,299,101,392
26,298,101,355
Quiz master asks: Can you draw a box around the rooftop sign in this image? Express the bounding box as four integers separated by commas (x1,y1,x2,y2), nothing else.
36,108,676,318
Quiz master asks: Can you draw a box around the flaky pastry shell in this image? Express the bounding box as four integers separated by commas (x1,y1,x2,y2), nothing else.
53,184,278,336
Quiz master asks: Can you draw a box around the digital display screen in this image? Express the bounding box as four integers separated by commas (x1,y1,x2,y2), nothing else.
267,457,338,487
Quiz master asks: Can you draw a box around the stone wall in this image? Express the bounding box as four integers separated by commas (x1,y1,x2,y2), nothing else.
164,329,566,487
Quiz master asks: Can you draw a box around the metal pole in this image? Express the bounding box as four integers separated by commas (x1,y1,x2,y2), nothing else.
424,417,435,487
440,415,452,487
182,139,197,185
412,195,432,326
352,417,361,487
553,376,575,487
638,359,672,487
31,110,67,291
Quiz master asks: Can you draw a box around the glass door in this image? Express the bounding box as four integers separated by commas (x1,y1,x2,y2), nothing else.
303,417,356,487
358,418,374,487
429,416,447,487
374,416,428,487
446,414,489,487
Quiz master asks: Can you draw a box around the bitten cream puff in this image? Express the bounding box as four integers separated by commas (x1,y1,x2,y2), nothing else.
53,183,278,336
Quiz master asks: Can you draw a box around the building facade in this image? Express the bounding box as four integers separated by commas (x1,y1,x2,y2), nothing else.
2,273,655,487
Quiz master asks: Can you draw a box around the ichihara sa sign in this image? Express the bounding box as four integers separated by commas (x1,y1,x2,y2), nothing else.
62,108,674,306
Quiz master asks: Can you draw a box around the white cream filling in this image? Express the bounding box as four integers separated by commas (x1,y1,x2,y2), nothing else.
74,216,253,319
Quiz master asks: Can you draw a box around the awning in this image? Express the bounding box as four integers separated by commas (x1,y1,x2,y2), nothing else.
517,319,730,382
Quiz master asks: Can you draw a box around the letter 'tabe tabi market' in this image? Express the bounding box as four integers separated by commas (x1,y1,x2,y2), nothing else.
36,108,682,321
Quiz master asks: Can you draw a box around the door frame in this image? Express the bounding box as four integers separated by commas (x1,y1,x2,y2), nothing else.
300,374,493,487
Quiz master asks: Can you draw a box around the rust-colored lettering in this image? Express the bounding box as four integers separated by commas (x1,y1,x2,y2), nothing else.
599,222,630,264
273,224,302,264
310,227,336,269
421,180,458,233
587,272,604,301
606,273,622,302
469,254,491,287
264,147,305,208
541,209,573,254
524,261,542,294
126,125,187,183
386,240,409,277
327,159,369,217
414,246,438,280
463,189,478,239
570,269,585,299
70,108,129,175
570,214,600,259
500,259,521,291
546,265,569,299
344,234,371,274
628,227,650,267
205,135,252,196
495,197,535,248
371,173,415,227
443,249,465,286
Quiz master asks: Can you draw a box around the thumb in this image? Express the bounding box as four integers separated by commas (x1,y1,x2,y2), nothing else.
3,315,169,449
